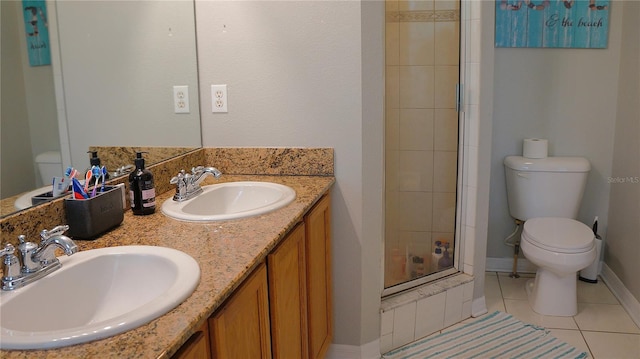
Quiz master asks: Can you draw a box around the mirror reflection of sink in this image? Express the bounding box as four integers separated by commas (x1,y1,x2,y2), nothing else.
13,185,60,210
161,181,296,222
0,245,200,350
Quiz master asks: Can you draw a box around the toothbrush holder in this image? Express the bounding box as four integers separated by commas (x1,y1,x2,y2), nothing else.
64,185,125,240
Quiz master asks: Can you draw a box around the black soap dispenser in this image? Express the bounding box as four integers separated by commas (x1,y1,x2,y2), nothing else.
129,152,156,215
87,150,109,184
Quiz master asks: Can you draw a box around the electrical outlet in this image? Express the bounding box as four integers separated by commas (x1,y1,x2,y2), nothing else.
211,84,228,113
173,85,190,114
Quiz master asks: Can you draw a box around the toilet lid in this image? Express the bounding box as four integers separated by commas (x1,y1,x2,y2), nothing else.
522,217,594,253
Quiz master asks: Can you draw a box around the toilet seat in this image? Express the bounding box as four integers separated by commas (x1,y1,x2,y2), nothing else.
522,217,594,254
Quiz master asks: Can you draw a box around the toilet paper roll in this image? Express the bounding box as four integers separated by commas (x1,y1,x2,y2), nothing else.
523,138,548,159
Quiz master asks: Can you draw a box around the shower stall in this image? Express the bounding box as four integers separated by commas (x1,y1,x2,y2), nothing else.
384,0,462,295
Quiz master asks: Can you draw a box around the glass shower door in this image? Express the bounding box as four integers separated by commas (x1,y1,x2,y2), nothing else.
383,0,461,293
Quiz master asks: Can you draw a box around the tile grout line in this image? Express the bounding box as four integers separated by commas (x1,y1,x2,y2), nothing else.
492,271,640,358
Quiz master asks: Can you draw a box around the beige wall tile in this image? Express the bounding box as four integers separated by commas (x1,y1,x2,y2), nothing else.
399,150,434,191
435,109,459,151
435,0,459,11
386,66,400,109
399,109,435,151
432,191,456,232
435,21,460,65
386,109,400,150
433,150,458,192
386,149,399,191
385,190,400,237
399,0,435,12
386,22,400,66
400,22,435,65
434,65,459,109
386,0,399,13
400,66,435,109
398,191,433,232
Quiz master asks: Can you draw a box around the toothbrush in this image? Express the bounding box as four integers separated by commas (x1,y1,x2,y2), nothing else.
91,166,101,197
65,167,78,197
65,166,78,184
84,169,93,194
100,166,107,192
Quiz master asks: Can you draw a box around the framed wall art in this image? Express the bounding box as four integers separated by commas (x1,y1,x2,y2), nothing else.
496,0,610,48
22,0,51,66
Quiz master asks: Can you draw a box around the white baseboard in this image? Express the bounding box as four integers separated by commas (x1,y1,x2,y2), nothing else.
600,263,640,328
327,339,381,359
485,257,537,273
471,296,488,317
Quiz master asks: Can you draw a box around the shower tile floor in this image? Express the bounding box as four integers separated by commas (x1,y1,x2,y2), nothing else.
482,272,640,359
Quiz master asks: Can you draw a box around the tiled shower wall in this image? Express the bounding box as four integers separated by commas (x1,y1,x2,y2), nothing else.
384,0,460,287
380,0,484,353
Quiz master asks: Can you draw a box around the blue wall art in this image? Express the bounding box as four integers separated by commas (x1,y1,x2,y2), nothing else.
22,0,51,66
496,0,610,48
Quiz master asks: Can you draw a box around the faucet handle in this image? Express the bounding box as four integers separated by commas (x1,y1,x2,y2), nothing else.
1,243,21,282
170,170,186,185
40,225,70,241
0,243,15,257
191,166,204,175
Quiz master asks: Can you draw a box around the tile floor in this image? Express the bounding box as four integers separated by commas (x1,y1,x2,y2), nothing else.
482,272,640,359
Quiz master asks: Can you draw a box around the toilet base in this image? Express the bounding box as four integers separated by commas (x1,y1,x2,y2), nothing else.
525,269,578,316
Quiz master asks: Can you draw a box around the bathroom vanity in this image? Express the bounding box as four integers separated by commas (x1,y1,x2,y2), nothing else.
0,148,334,359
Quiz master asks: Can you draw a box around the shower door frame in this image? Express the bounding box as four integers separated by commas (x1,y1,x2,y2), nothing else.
381,1,467,297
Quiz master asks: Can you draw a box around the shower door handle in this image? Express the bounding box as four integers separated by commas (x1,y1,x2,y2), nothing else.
455,83,463,113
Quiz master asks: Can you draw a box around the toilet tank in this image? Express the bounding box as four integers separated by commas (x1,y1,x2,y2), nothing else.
35,151,62,186
504,156,590,221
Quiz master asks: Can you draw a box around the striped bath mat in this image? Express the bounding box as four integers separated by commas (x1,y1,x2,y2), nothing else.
383,311,587,359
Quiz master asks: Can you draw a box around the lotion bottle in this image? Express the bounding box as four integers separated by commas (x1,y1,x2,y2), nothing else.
129,152,155,215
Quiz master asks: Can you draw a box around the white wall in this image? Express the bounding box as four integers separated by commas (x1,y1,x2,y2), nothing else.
195,0,383,347
606,0,640,302
487,1,625,259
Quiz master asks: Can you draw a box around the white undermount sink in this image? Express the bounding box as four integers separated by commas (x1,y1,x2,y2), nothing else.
0,245,200,350
161,181,296,222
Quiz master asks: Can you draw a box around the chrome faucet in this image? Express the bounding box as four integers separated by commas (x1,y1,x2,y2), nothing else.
170,166,222,202
1,225,78,291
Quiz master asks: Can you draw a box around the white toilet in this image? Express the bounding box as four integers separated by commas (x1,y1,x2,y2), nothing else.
35,151,62,186
504,156,596,316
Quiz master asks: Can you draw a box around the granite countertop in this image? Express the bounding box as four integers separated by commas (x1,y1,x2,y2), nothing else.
0,174,334,358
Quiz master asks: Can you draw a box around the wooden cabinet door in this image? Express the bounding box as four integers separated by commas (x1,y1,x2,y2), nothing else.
172,321,211,359
304,194,332,359
268,223,308,359
209,263,271,359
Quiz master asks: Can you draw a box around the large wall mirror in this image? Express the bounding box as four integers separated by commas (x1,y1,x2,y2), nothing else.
1,0,202,217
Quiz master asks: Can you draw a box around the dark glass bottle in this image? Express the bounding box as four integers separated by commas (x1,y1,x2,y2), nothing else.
129,152,155,215
87,150,109,185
